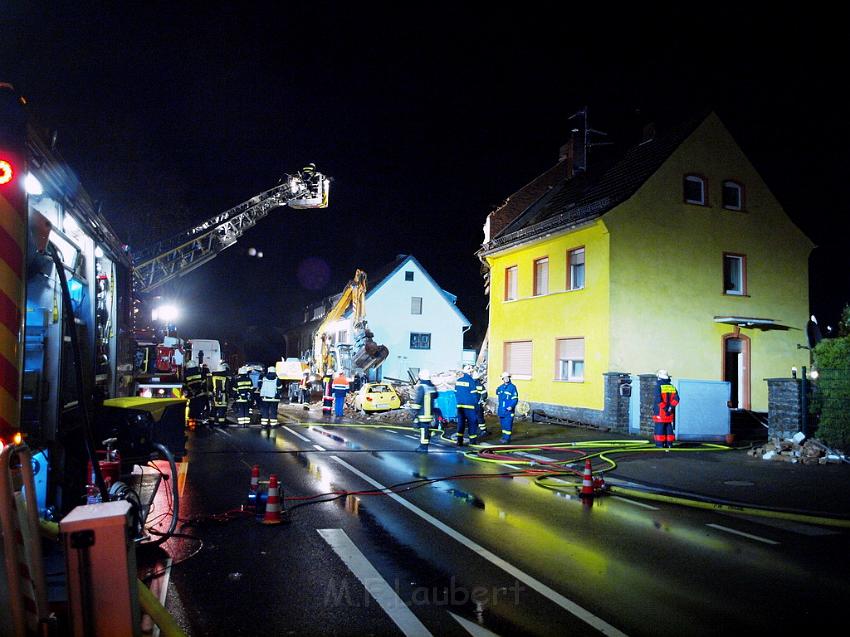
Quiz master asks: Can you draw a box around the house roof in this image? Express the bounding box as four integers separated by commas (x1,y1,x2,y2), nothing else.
480,110,711,255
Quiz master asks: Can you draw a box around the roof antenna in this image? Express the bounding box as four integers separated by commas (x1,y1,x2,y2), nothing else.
568,106,613,174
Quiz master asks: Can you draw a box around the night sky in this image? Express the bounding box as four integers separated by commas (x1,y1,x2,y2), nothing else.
3,4,848,360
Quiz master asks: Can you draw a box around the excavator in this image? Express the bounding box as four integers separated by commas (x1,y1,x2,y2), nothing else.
312,269,389,383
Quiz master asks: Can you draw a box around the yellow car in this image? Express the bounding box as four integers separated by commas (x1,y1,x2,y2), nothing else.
354,383,401,412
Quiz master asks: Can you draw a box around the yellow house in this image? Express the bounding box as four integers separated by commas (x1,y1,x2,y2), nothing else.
478,111,813,430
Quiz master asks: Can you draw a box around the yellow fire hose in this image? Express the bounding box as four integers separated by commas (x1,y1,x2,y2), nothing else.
40,520,187,636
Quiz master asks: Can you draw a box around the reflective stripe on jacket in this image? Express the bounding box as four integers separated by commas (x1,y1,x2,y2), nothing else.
455,373,477,409
652,380,679,423
412,381,436,424
496,382,518,417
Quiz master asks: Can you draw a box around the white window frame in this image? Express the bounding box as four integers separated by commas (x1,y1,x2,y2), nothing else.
723,253,746,295
533,257,549,296
410,332,431,350
722,180,743,211
568,247,585,291
411,296,423,314
503,340,532,379
505,265,518,301
556,337,585,382
684,174,707,205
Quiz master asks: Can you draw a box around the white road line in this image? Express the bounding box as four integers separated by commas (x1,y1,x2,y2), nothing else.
317,529,433,637
214,427,232,437
385,429,398,434
329,456,627,637
404,435,419,440
514,451,556,463
450,611,501,637
282,425,310,442
706,523,780,545
313,444,326,451
611,496,659,511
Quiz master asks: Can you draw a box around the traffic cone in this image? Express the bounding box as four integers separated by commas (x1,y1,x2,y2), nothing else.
579,458,594,499
262,474,282,524
593,474,606,494
250,465,260,492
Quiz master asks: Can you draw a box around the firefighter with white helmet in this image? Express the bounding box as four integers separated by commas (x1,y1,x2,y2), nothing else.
496,371,519,444
653,369,679,449
455,365,479,446
259,366,283,427
332,368,350,417
410,369,436,452
233,365,254,426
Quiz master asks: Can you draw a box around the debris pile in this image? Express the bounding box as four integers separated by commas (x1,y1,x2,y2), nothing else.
750,433,844,465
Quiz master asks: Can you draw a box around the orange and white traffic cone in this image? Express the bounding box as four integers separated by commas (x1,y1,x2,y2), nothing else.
250,465,260,492
262,474,282,524
579,458,594,500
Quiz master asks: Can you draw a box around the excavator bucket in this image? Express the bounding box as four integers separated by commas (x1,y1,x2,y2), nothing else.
352,337,389,372
289,173,330,209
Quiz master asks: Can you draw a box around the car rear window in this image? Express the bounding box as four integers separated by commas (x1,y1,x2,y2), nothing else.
369,385,390,393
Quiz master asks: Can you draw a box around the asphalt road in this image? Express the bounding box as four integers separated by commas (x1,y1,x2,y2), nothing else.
146,412,850,636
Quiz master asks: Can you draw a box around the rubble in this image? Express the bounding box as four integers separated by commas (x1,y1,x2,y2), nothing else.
749,437,843,465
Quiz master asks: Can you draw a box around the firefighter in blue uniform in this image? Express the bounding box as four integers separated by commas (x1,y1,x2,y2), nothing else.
332,369,350,417
454,365,479,446
472,369,488,438
259,366,283,427
210,363,231,425
652,370,679,449
233,366,255,426
497,371,519,444
410,369,436,452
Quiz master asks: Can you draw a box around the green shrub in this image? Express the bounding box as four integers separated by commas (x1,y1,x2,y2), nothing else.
812,336,850,452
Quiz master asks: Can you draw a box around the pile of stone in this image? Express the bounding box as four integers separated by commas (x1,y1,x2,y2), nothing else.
750,432,843,464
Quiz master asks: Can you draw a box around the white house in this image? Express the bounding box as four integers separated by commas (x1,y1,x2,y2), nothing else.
360,255,471,380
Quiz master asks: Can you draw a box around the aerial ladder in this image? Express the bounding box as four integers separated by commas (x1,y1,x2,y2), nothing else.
132,168,330,292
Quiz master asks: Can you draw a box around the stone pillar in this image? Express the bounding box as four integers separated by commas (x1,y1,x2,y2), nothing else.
639,374,658,438
766,377,802,439
602,372,631,433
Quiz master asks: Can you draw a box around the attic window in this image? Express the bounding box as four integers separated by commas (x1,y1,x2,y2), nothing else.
722,180,744,211
405,271,414,281
684,174,707,206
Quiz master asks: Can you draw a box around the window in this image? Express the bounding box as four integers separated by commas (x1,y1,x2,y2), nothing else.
684,174,707,205
722,180,744,210
405,271,414,281
411,297,423,314
504,266,518,301
533,258,549,296
556,338,585,381
337,330,348,343
503,340,532,377
723,253,746,295
410,333,431,350
568,248,585,290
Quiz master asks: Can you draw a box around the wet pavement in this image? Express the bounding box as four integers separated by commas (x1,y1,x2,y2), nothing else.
140,404,850,636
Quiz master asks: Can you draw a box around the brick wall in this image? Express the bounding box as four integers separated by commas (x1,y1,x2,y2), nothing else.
766,377,801,439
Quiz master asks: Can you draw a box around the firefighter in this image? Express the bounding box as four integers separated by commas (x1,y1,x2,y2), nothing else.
259,366,283,427
298,371,311,404
496,371,519,444
410,369,436,452
322,373,334,416
455,365,479,446
184,360,210,426
472,369,488,439
233,366,255,426
210,363,231,425
653,370,679,449
332,368,350,417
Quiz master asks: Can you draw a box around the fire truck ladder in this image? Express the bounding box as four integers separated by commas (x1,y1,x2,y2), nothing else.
132,171,328,292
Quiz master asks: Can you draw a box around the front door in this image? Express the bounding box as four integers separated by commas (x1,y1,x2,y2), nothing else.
723,335,750,409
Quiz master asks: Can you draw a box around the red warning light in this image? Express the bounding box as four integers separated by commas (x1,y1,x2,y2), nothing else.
0,159,13,185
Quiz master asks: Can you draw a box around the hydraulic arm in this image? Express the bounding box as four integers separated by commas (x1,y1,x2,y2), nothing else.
132,170,329,292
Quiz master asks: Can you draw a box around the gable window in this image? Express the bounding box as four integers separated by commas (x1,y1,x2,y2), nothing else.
722,180,744,210
405,271,414,281
410,332,431,350
505,266,518,301
723,253,747,295
684,174,707,205
503,340,532,378
533,258,549,296
411,296,423,314
568,248,585,290
337,330,349,343
556,338,585,382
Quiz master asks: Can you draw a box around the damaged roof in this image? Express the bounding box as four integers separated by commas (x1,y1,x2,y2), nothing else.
480,110,710,255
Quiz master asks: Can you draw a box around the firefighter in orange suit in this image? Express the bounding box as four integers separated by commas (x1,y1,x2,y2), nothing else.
652,370,679,449
332,369,349,417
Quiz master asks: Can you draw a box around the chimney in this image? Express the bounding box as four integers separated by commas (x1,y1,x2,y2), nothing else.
559,127,586,179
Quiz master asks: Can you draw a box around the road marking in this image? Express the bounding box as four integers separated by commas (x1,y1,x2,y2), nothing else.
313,444,326,451
385,429,398,434
721,513,840,536
330,456,627,637
405,435,419,440
282,426,310,442
450,611,501,637
515,451,556,463
214,426,233,438
317,529,433,637
611,496,659,510
706,523,780,545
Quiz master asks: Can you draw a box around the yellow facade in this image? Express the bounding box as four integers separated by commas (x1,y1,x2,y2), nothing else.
485,113,812,413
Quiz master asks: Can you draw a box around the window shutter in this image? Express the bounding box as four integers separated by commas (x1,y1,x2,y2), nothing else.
558,338,584,360
504,341,532,376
